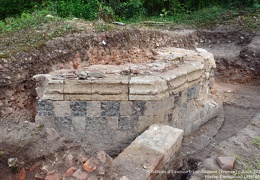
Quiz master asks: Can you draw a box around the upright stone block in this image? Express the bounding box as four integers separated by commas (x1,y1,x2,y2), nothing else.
110,124,183,180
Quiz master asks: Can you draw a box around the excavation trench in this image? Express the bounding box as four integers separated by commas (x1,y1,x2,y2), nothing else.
0,28,259,179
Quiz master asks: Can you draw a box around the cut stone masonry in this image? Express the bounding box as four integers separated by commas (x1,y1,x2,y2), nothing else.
34,47,218,155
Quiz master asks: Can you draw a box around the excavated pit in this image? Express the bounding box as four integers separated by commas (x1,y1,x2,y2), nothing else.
0,28,259,179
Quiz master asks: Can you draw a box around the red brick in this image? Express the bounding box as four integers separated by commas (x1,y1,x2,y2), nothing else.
45,170,60,180
29,161,42,172
83,158,97,173
216,156,235,171
65,167,77,176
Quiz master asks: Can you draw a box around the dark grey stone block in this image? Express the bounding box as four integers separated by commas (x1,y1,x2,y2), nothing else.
70,101,87,117
101,101,120,116
38,100,53,116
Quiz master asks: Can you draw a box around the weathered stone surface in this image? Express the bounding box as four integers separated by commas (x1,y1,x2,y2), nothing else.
216,156,235,171
72,117,86,133
45,171,60,180
46,128,60,141
92,75,128,101
64,79,92,94
110,124,183,180
34,46,217,156
129,76,169,100
186,70,202,82
53,101,71,116
33,74,64,100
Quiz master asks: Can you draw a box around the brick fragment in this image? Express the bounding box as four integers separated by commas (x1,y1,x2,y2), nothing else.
83,157,97,173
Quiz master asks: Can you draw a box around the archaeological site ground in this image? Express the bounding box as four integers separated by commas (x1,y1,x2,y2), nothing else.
0,21,259,180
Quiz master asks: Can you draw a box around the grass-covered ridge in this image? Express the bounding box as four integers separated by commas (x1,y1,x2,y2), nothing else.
0,1,259,58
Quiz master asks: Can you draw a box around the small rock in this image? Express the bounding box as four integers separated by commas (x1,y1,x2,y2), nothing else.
96,151,107,164
29,161,43,172
83,157,97,173
35,173,45,180
40,165,49,174
65,167,77,176
216,156,235,170
98,166,105,176
45,170,60,180
64,153,76,167
88,175,98,180
72,169,88,180
112,22,125,26
79,71,88,80
46,14,54,18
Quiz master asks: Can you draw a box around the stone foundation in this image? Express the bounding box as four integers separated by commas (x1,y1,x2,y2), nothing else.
34,47,218,154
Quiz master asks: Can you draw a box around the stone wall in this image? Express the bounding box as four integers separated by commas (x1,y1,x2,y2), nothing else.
34,47,218,155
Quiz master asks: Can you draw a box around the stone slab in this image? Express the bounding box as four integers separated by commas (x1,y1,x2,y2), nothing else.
110,124,183,180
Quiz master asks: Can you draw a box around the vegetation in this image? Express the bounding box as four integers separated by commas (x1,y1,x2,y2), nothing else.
0,0,259,57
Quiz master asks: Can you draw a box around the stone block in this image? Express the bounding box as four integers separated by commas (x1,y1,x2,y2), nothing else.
92,94,128,101
42,93,63,101
186,70,202,82
171,82,188,94
119,101,133,116
35,115,55,128
110,124,183,180
118,116,137,131
101,101,120,117
107,116,119,130
129,76,169,100
53,101,71,116
55,116,72,131
64,94,92,101
137,115,156,132
92,75,128,96
64,80,92,94
144,96,175,116
87,101,101,117
72,117,86,133
70,101,87,117
167,74,187,90
34,74,64,100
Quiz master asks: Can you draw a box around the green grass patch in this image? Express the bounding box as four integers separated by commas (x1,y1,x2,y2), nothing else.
252,136,260,148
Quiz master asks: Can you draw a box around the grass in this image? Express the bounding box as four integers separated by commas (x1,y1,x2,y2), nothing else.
0,6,259,59
252,136,260,148
0,9,91,58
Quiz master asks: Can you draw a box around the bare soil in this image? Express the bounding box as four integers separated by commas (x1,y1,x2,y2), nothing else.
0,24,259,179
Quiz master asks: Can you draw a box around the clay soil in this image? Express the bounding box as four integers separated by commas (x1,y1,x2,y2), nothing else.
0,24,259,179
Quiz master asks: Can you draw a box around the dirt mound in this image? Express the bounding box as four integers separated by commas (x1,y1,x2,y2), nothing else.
0,28,197,122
